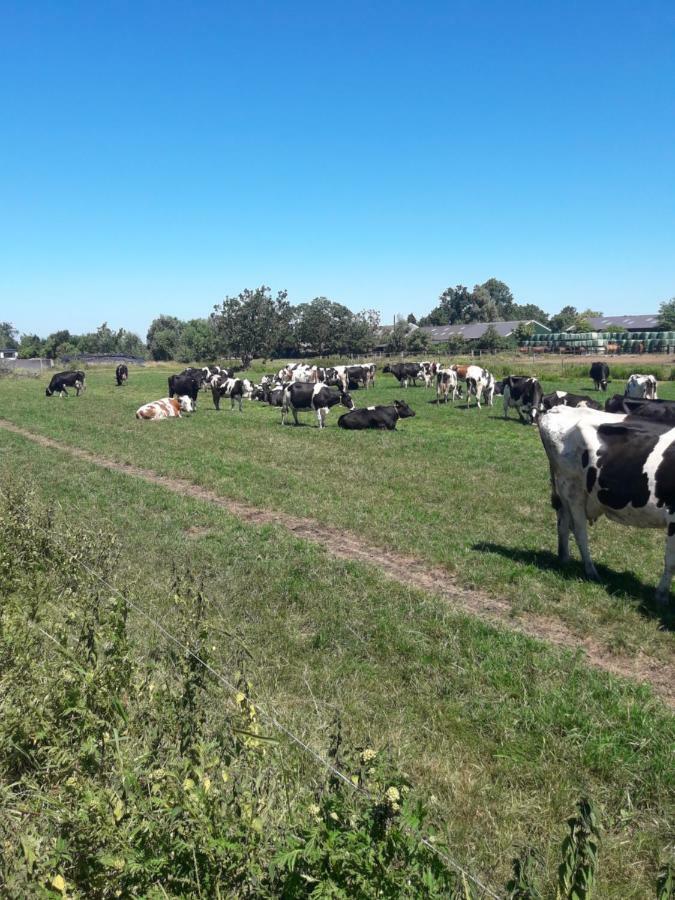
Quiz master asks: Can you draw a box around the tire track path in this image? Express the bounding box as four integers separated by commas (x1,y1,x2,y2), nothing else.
2,418,673,708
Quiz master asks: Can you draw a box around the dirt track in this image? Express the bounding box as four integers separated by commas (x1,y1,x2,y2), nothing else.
1,417,673,708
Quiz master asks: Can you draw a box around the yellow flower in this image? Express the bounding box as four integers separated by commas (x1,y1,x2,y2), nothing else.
385,786,400,804
360,748,376,763
51,874,66,894
329,811,339,821
308,803,321,817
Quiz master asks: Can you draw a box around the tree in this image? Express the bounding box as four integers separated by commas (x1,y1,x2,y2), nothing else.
0,322,19,349
658,298,675,330
212,286,290,365
18,333,46,358
549,306,579,332
175,319,219,363
147,316,184,361
406,313,417,324
509,302,551,327
480,278,514,317
475,324,511,351
419,285,473,326
405,329,430,353
385,319,410,353
44,330,77,359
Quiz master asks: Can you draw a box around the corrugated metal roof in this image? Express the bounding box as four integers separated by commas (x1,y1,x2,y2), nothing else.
584,314,659,330
420,320,550,342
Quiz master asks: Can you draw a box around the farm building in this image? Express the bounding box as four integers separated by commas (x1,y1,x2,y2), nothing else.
0,348,19,359
419,319,550,344
565,314,659,332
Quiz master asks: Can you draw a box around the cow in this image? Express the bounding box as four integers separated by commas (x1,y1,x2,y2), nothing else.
168,374,201,409
211,376,253,411
465,366,495,409
589,361,610,392
382,363,423,388
282,382,354,428
342,365,371,390
496,376,544,423
115,364,128,386
136,395,194,420
338,400,416,430
542,391,602,411
179,367,208,389
361,363,377,387
417,361,437,389
436,368,459,404
605,395,675,423
539,404,675,605
46,371,86,397
625,374,658,400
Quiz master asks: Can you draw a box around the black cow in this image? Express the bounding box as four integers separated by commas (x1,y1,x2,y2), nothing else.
499,376,543,423
257,383,285,407
211,376,253,411
46,371,86,397
282,382,354,428
589,361,610,391
604,394,675,422
179,367,208,388
542,391,601,411
382,363,422,388
345,365,371,390
539,405,675,605
115,364,128,386
168,374,200,409
338,400,416,430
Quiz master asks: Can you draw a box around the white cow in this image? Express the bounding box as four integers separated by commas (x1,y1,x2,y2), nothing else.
465,365,495,409
136,396,193,420
625,374,658,400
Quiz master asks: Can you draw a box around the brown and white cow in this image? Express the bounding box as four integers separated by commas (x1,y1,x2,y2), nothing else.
136,396,194,420
539,404,675,605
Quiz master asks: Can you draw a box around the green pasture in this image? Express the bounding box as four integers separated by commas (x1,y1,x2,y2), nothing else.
0,362,674,665
0,427,672,897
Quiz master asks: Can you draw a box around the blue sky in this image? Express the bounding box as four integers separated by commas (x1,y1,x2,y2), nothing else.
1,0,673,337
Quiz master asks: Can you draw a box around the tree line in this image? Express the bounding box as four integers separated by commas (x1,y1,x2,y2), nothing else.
3,283,672,364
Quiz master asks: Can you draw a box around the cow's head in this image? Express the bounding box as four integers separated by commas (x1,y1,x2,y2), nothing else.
493,379,506,396
178,395,194,413
382,365,391,374
340,391,355,410
393,400,415,419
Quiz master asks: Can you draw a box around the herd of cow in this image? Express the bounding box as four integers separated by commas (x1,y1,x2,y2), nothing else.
41,358,674,604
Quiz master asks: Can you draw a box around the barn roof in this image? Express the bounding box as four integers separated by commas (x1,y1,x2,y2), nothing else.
579,314,659,331
420,320,550,342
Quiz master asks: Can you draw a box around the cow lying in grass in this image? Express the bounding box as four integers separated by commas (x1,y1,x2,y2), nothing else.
136,396,194,420
338,400,416,430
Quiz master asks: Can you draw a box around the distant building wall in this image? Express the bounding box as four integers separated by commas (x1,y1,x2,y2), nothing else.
0,357,54,372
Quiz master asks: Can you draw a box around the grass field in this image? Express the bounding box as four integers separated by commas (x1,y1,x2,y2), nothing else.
0,361,674,896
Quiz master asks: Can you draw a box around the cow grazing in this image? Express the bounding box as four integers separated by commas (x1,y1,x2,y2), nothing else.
604,395,675,423
465,366,495,409
625,374,658,400
589,361,610,392
382,363,423,388
496,376,544,423
136,396,194,420
46,371,86,398
338,400,416,430
115,364,128,386
539,404,675,605
211,376,253,411
282,382,354,428
168,374,201,409
542,391,601,411
436,368,458,404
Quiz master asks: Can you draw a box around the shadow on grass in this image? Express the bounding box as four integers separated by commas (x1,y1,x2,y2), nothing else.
473,541,674,629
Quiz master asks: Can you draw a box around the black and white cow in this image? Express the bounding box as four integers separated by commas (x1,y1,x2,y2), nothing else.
46,371,86,397
168,374,201,409
465,366,495,409
436,368,459,404
382,363,423,388
542,391,602,411
589,361,610,392
625,374,658,400
211,375,253,411
498,376,543,423
338,400,416,430
344,365,371,390
604,395,675,423
539,405,675,605
115,364,128,386
179,367,208,388
282,382,354,428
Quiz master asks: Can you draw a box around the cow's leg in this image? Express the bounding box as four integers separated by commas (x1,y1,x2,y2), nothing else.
556,504,571,564
655,520,675,605
292,407,299,426
567,502,599,580
60,387,68,398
